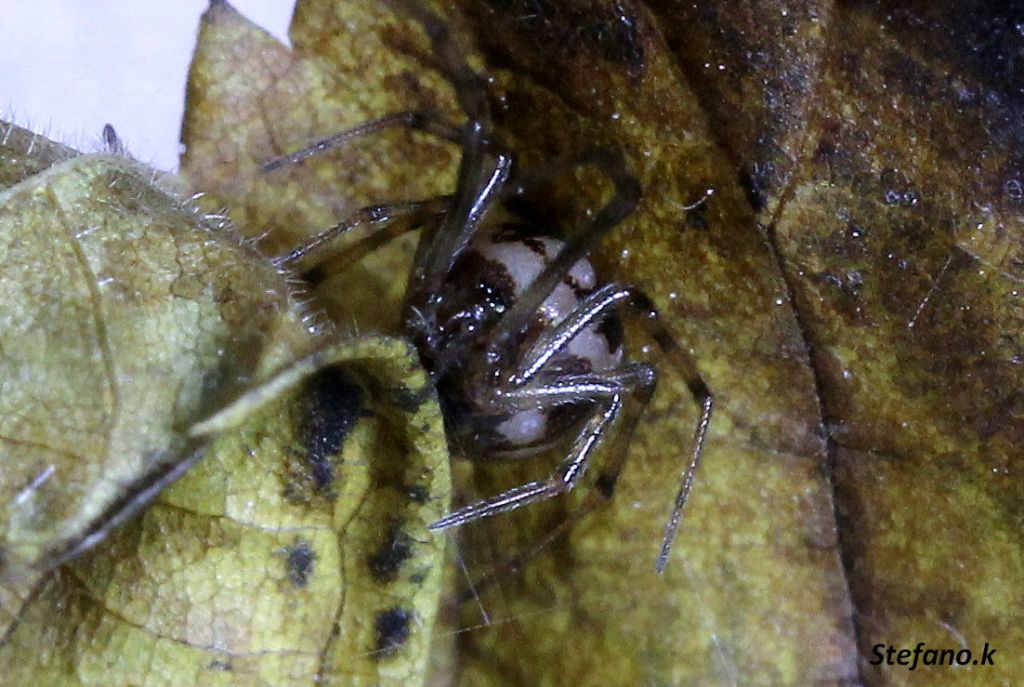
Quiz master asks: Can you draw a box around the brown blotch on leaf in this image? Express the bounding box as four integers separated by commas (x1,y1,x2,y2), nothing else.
388,383,435,415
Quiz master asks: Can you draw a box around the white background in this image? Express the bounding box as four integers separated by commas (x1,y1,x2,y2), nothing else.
1,2,293,171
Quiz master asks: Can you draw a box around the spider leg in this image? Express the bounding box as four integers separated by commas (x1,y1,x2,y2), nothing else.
617,287,714,572
430,344,656,527
302,209,445,290
492,365,656,410
428,392,626,531
257,0,501,277
512,280,713,572
456,391,652,602
260,110,462,174
385,0,515,300
512,282,631,384
470,277,712,572
272,196,451,268
406,152,510,294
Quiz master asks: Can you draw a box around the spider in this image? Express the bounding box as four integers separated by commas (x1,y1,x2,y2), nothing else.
262,0,714,573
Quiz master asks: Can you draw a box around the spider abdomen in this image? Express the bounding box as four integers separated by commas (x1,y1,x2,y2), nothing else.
427,224,624,456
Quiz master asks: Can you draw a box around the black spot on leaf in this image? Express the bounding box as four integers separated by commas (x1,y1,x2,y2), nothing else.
367,521,414,582
286,540,315,587
404,484,429,503
374,607,413,658
390,382,434,414
303,367,365,491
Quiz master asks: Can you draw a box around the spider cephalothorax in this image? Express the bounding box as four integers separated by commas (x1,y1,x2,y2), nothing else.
265,0,713,572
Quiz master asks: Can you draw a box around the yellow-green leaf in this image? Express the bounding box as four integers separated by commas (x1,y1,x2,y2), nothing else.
1,120,451,686
2,335,450,687
0,141,310,575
